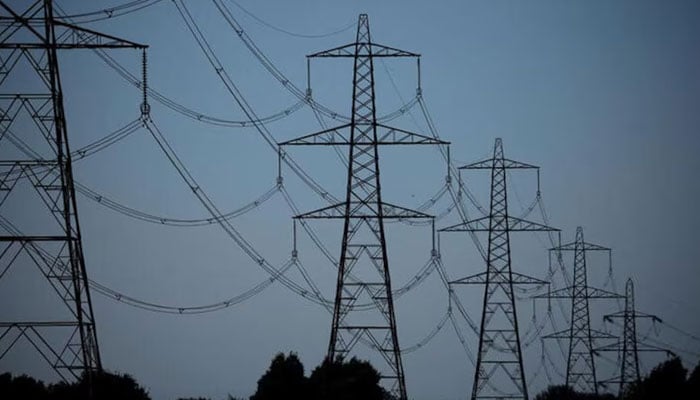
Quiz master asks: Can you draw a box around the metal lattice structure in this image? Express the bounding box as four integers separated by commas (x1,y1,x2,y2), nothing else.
536,227,622,394
597,278,671,397
280,14,446,399
440,138,558,400
0,0,144,386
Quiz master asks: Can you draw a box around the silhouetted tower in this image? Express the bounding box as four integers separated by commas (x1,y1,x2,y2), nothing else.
537,227,622,394
440,138,558,400
597,278,671,398
0,0,145,386
280,14,446,399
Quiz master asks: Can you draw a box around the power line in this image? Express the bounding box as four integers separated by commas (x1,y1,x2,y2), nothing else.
228,0,355,39
55,0,164,23
2,124,281,228
143,116,333,305
173,0,337,203
212,0,420,125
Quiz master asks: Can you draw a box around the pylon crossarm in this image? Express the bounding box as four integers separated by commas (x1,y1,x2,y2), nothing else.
604,311,661,322
511,272,548,285
308,42,419,58
587,287,624,299
0,19,146,49
375,124,448,145
451,271,547,286
0,236,71,241
0,321,81,327
459,157,539,170
551,241,610,252
439,215,489,231
507,216,558,231
440,215,558,232
589,328,618,340
279,123,352,146
594,341,622,353
53,20,146,48
534,286,572,298
595,343,673,357
280,123,446,146
544,329,616,340
294,201,433,219
535,285,622,299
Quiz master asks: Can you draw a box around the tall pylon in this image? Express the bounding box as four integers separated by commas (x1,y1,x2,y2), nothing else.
596,278,672,398
440,138,558,400
0,0,145,386
536,227,622,394
280,14,446,399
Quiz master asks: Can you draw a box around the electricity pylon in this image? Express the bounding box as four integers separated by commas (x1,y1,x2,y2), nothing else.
280,14,446,399
0,0,145,386
440,138,558,400
596,278,672,398
536,227,622,394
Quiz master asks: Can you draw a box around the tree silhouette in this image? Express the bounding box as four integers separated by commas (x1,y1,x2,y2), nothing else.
687,361,700,396
308,357,384,400
0,372,49,400
533,384,614,400
50,370,150,400
248,353,388,400
624,356,691,400
0,370,150,400
250,352,307,400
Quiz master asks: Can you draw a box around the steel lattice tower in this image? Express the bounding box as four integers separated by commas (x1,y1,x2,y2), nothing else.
440,138,558,400
280,14,446,399
536,227,622,394
0,0,144,386
597,278,670,398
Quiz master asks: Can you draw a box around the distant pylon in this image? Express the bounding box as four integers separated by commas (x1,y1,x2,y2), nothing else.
596,278,672,398
280,14,446,399
440,138,558,400
0,0,145,388
536,227,623,394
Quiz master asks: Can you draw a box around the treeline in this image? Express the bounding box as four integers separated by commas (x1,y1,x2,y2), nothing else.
0,352,394,400
535,357,700,400
2,354,699,399
0,370,149,400
248,352,395,400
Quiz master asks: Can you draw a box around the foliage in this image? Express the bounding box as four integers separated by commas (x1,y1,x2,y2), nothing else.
624,357,693,400
0,370,150,400
249,353,386,400
688,362,700,395
533,384,614,400
535,357,700,400
0,372,50,400
308,357,384,400
250,352,307,400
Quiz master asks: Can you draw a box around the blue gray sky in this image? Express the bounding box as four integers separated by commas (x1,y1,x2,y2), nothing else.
2,1,700,399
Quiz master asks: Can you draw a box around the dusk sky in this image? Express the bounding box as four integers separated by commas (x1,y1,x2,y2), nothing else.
2,1,700,399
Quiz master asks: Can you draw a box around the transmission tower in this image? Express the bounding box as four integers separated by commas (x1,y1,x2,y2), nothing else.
280,14,446,399
536,227,622,394
440,138,558,400
596,278,672,398
0,0,145,387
